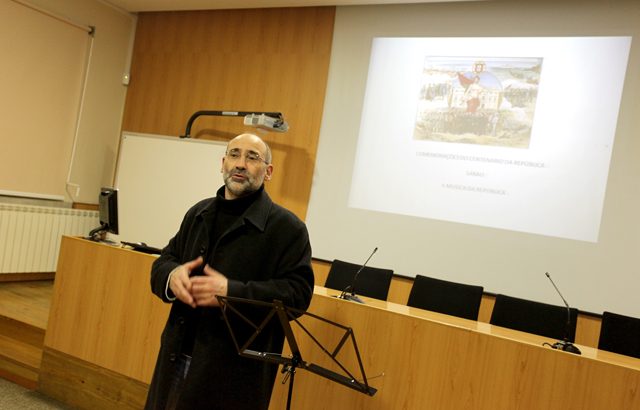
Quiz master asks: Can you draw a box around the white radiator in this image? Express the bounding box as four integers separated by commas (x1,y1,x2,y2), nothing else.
0,203,99,273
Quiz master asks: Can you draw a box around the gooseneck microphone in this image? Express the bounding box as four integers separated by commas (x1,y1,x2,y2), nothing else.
338,247,378,304
544,272,581,355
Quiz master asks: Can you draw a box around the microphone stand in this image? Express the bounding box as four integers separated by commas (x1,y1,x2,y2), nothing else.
339,247,378,304
545,272,581,355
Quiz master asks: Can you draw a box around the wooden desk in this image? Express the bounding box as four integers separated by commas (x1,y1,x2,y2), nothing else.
40,237,640,409
40,236,167,409
270,288,640,409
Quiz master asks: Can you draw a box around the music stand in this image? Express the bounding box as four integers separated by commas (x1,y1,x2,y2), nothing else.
216,296,377,410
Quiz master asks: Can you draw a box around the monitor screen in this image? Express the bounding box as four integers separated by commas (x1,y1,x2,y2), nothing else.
98,187,119,235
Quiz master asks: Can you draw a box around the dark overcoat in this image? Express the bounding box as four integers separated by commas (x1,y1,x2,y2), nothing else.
145,187,314,410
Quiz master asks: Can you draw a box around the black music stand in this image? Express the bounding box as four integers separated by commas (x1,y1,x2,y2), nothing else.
216,296,377,410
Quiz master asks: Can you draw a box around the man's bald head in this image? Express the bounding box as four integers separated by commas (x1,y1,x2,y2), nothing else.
221,133,274,200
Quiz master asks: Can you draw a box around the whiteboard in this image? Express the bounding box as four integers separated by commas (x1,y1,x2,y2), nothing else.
114,132,226,249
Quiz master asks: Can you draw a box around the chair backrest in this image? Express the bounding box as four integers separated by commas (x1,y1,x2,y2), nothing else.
490,294,578,342
598,311,640,359
407,275,484,320
324,259,393,301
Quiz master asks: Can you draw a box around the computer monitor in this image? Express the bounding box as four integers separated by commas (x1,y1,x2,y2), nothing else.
89,187,119,241
99,187,119,234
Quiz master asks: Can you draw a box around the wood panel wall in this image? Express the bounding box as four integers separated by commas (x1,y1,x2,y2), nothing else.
121,7,335,220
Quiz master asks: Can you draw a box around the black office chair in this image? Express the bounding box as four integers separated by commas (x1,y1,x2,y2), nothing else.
407,275,484,320
324,259,393,301
598,311,640,359
490,294,578,342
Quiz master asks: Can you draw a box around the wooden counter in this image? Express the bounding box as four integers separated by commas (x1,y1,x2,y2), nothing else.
39,237,640,409
270,287,640,409
39,236,166,409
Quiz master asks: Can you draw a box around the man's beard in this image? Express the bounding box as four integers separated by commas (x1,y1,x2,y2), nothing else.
223,168,261,198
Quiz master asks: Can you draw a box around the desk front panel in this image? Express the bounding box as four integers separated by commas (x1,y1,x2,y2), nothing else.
42,238,640,409
269,287,640,410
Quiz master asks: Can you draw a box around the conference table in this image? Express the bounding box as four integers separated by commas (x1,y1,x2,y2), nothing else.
40,237,640,409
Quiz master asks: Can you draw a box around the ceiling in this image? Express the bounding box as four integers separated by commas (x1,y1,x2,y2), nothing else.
104,0,471,13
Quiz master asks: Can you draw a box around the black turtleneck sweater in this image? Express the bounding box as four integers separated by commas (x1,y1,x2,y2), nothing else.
208,186,261,257
181,186,262,355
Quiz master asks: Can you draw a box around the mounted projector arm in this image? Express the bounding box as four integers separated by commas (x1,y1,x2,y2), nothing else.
180,110,289,138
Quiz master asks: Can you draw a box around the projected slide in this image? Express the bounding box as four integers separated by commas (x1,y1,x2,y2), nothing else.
414,56,541,148
349,37,631,242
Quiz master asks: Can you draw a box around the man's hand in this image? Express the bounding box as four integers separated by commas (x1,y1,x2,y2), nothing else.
169,257,203,308
190,264,229,307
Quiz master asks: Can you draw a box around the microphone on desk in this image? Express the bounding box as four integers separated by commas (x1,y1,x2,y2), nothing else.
544,272,581,355
338,247,378,304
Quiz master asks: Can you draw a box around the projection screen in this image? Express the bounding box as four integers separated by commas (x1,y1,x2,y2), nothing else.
305,1,639,317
